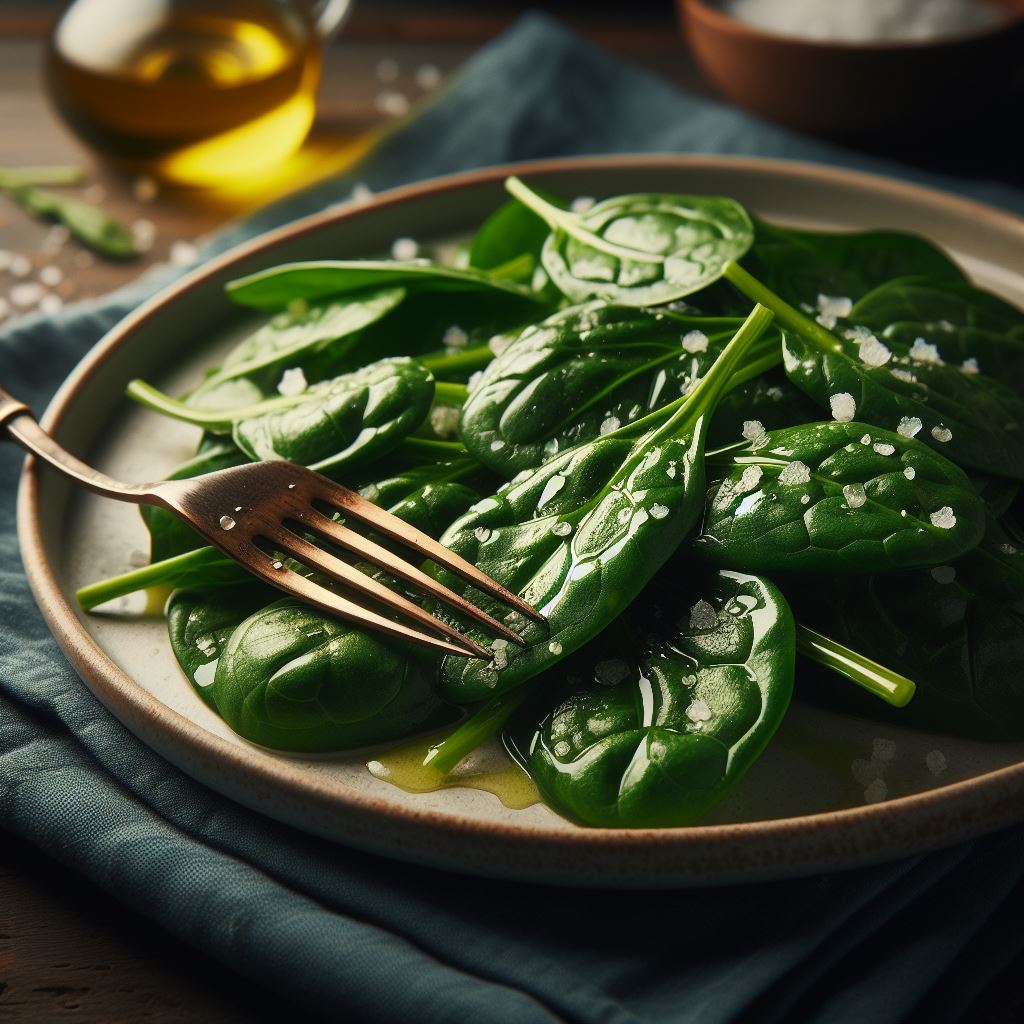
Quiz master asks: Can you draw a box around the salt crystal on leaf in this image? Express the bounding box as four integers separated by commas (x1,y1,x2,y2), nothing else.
550,521,573,537
649,503,669,520
873,442,896,456
681,330,709,353
909,337,943,364
600,415,620,435
931,425,953,443
429,405,460,438
442,324,468,347
897,416,922,438
930,506,956,529
742,419,766,442
843,483,867,508
816,293,852,319
277,367,307,396
904,467,916,480
689,600,718,631
570,196,596,213
738,465,763,492
473,526,492,542
685,699,713,724
890,368,916,384
829,392,856,422
858,335,892,367
778,461,811,485
961,358,980,375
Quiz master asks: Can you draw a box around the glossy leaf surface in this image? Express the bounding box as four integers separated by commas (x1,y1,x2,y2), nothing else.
506,177,754,306
697,421,986,573
506,570,794,827
459,301,779,478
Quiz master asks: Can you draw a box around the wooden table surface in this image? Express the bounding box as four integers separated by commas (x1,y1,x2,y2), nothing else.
1,3,1022,1021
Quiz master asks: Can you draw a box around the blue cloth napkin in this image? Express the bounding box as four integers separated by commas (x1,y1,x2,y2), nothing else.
3,15,1024,1023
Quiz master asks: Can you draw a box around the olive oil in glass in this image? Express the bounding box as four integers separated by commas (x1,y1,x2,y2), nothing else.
46,0,326,186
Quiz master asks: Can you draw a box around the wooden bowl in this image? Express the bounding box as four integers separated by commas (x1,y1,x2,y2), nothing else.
678,0,1024,140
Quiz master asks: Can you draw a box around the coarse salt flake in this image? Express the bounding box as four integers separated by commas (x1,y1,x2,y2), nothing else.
931,425,953,443
649,503,670,520
442,324,468,347
742,419,766,442
778,461,811,485
930,506,956,529
739,465,763,492
858,335,892,367
904,466,916,480
909,337,942,364
570,196,596,213
277,367,307,396
873,442,896,456
600,415,621,435
682,330,709,353
843,483,867,508
897,416,922,438
829,392,856,422
961,357,980,375
429,405,460,438
686,699,713,724
551,521,573,537
689,600,718,631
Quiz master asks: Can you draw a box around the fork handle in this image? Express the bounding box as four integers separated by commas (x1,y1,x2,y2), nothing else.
0,385,147,502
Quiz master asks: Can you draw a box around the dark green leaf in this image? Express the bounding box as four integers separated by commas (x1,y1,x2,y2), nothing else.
459,301,779,478
696,421,986,573
505,569,794,827
225,259,543,311
9,184,137,259
506,177,754,307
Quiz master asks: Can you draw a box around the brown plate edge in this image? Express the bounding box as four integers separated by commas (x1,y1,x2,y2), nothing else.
17,153,1024,888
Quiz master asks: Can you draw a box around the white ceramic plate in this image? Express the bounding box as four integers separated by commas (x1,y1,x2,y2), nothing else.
20,156,1024,887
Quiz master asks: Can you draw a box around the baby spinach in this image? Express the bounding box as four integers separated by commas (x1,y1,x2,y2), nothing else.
129,357,434,478
435,305,774,704
505,177,754,306
466,196,552,284
696,421,986,573
225,259,543,311
790,517,1024,740
504,569,794,827
743,222,966,311
724,261,1024,479
459,301,781,478
189,287,406,409
210,597,453,752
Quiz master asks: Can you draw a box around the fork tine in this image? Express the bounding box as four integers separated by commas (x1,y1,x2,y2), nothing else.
243,552,486,659
312,481,546,623
300,508,528,647
263,524,495,659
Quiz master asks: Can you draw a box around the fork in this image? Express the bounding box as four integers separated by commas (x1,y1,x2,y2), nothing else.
1,386,542,659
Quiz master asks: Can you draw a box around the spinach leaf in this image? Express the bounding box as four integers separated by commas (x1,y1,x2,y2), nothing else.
209,597,453,751
706,369,820,449
743,222,966,310
505,177,754,307
6,184,137,259
505,569,794,827
225,259,544,311
434,305,775,704
724,261,1024,479
129,357,435,478
850,278,1024,389
789,517,1024,740
466,197,551,283
189,287,407,408
459,301,781,478
167,585,276,706
696,421,985,573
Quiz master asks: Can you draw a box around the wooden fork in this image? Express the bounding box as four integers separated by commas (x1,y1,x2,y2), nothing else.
1,386,542,659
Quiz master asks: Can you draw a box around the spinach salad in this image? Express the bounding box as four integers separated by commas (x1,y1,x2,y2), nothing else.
79,177,1024,829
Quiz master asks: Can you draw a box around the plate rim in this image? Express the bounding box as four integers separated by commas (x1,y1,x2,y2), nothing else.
18,153,1024,885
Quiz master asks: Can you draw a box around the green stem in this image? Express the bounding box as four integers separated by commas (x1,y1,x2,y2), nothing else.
723,260,842,354
418,343,494,376
433,381,469,405
0,165,83,188
796,623,916,708
505,176,662,265
620,304,775,438
127,379,306,431
76,547,229,610
424,686,532,775
399,436,467,455
488,252,535,281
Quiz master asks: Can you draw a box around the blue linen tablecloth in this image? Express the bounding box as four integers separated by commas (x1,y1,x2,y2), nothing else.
3,15,1023,1023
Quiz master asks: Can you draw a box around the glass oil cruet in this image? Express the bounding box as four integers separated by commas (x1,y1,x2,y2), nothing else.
45,0,351,186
